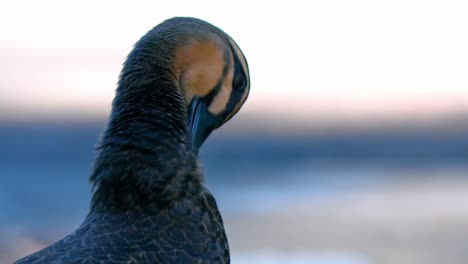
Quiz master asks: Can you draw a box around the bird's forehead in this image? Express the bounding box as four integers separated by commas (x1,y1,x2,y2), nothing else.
176,36,227,104
227,37,249,79
222,37,250,121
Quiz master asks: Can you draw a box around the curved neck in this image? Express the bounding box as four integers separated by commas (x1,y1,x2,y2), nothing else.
89,55,202,212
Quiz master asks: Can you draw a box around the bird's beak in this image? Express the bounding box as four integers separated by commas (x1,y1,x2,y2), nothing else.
188,97,224,154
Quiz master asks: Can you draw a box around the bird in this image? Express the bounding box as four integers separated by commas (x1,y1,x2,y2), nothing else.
15,17,250,264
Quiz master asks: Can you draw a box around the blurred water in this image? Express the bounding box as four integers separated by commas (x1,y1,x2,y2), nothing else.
233,252,370,264
1,121,467,263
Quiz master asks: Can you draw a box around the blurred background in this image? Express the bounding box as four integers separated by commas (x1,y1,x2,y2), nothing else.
1,0,468,263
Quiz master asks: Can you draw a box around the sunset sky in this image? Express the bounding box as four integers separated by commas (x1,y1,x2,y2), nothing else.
1,0,467,121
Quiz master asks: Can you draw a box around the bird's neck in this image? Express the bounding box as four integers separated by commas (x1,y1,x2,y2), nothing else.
89,70,204,212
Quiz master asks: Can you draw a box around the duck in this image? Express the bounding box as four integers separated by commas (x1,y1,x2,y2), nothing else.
15,17,250,264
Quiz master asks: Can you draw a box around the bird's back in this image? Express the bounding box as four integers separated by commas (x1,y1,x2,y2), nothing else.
15,191,229,264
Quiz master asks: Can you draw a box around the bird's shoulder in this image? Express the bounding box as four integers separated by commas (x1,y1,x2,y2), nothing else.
15,192,229,264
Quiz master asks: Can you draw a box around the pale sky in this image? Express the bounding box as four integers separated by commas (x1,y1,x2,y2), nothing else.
1,0,468,121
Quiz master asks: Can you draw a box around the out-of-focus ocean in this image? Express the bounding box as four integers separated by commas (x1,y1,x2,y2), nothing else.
1,118,467,264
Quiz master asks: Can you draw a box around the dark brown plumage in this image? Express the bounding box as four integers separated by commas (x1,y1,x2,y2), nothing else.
15,17,250,264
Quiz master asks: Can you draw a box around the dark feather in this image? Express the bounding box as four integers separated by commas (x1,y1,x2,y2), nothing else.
15,17,235,264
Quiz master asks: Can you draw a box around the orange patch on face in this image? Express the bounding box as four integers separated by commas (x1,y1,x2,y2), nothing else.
177,38,225,104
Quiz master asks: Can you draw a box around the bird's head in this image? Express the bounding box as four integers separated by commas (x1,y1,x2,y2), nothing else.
172,18,250,153
115,17,249,155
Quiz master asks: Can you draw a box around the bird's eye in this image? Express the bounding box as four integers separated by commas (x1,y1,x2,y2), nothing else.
233,74,246,90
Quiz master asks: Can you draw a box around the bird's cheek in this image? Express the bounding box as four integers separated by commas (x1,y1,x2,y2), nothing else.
208,71,233,115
